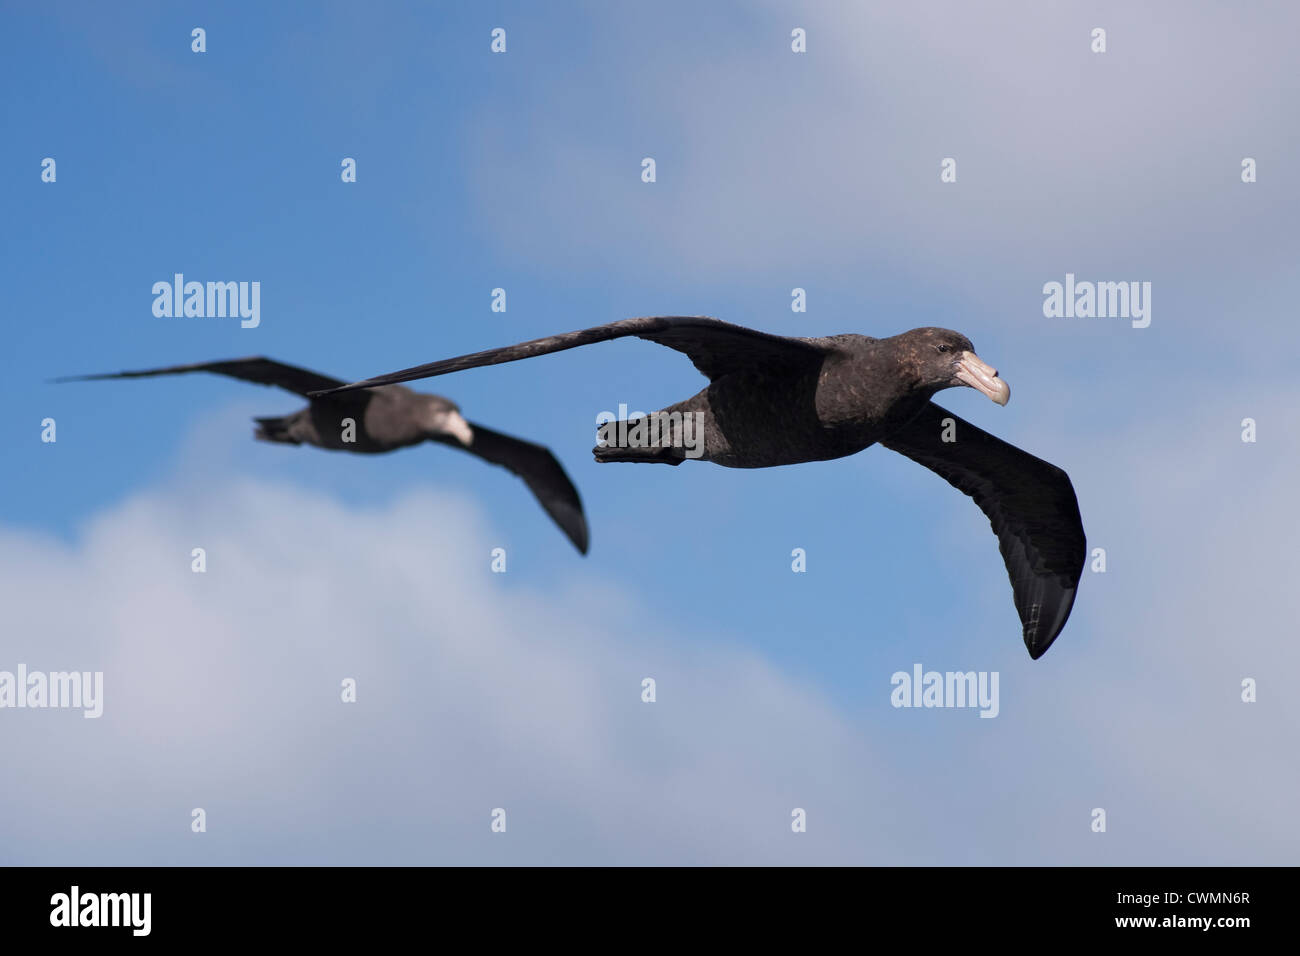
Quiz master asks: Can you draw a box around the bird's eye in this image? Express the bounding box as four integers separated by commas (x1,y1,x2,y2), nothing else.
935,344,950,354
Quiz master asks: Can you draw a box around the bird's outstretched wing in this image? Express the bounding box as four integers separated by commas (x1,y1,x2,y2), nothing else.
433,423,590,555
53,357,345,397
312,316,829,396
880,402,1086,659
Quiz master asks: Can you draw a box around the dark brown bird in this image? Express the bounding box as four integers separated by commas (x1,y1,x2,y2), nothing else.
54,357,589,554
314,317,1086,658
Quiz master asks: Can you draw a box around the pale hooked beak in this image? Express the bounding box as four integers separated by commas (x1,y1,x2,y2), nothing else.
955,351,1010,406
444,410,475,446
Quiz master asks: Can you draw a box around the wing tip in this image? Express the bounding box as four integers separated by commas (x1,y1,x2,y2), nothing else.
565,514,590,555
50,372,111,384
1021,582,1080,660
310,382,368,397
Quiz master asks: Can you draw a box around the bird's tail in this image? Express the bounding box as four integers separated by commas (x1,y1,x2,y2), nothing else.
253,415,300,444
593,418,686,465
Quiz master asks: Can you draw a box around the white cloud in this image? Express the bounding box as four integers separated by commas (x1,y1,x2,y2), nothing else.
0,474,908,864
466,1,1300,300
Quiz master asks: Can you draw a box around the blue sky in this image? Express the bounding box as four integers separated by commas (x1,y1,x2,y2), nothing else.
1,1,1297,864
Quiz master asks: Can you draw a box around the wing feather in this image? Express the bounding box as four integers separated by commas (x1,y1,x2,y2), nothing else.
312,317,827,395
881,402,1086,659
54,357,345,397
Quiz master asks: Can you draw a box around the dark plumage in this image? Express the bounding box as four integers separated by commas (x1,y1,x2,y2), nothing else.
316,317,1086,658
54,357,589,554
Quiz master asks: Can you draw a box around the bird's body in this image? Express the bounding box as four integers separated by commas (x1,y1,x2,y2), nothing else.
55,357,589,554
317,317,1084,658
605,334,953,468
253,384,456,453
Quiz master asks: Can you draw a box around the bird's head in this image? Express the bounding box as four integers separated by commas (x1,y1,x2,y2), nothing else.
419,396,475,446
897,327,1010,406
